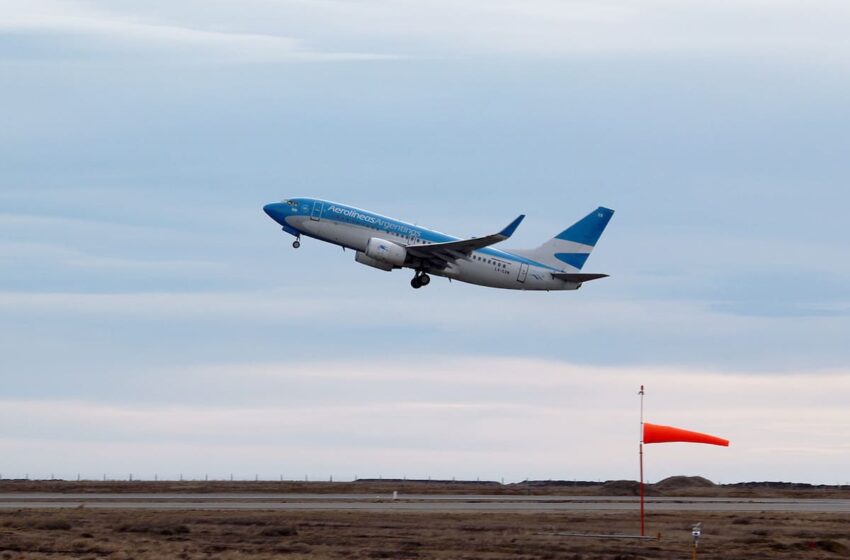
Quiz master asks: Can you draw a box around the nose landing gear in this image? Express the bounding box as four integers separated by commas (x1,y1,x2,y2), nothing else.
292,239,301,249
411,271,431,289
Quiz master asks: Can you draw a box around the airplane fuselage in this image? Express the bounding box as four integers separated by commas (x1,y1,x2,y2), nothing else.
264,198,610,291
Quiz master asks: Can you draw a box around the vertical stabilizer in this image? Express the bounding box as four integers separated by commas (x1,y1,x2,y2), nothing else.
512,207,614,270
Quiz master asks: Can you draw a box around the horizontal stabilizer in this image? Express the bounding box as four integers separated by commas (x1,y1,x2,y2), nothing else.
551,272,609,283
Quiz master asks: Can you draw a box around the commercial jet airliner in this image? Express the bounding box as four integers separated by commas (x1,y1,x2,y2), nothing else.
263,198,614,290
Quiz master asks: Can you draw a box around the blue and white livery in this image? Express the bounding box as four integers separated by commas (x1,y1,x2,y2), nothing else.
263,198,614,291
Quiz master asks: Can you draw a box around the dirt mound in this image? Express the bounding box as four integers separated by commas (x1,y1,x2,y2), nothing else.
599,480,641,496
727,481,818,490
653,476,716,492
512,480,600,488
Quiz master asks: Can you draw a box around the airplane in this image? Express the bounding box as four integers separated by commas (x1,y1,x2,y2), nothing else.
263,198,614,290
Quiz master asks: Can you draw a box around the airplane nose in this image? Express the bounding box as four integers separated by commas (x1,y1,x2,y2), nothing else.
263,202,285,224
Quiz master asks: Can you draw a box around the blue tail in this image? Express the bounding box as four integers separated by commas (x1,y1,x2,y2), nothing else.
512,207,614,271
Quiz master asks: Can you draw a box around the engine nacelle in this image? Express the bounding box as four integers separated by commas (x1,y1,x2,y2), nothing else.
355,251,393,271
364,237,407,267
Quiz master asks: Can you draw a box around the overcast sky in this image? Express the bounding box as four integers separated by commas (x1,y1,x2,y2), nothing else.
1,0,849,484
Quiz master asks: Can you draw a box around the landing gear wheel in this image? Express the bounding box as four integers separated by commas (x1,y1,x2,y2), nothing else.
292,239,301,249
410,277,423,289
419,274,431,286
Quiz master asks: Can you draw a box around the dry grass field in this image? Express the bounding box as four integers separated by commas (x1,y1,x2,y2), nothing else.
1,480,848,559
1,508,849,559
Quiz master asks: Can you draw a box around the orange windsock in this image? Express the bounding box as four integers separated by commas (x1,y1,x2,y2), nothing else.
643,422,729,446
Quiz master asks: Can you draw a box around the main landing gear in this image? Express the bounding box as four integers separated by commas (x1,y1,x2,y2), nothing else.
292,238,301,249
410,271,431,289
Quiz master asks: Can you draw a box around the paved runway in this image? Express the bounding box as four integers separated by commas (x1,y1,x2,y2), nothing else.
2,493,848,513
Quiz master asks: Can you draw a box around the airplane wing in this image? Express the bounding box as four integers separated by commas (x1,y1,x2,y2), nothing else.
551,272,609,283
405,215,525,269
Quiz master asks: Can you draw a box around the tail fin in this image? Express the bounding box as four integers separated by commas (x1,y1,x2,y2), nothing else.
513,207,614,270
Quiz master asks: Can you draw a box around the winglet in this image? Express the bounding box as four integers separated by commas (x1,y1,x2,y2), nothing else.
498,214,525,239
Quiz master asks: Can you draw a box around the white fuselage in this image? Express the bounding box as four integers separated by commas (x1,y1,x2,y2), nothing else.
286,206,577,291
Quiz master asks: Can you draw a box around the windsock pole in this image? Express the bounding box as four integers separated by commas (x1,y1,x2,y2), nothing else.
639,385,645,536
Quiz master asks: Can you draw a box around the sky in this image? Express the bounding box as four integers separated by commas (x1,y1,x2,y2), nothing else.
1,0,849,484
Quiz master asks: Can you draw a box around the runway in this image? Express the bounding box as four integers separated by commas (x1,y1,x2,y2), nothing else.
2,493,848,513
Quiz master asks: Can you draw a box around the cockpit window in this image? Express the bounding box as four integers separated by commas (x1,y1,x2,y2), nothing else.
284,200,298,207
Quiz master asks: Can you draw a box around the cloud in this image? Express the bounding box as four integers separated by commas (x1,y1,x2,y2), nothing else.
0,288,758,334
2,0,849,490
2,282,849,375
709,301,850,318
1,360,848,483
4,0,850,64
0,240,223,274
307,0,850,60
0,211,252,290
0,0,392,63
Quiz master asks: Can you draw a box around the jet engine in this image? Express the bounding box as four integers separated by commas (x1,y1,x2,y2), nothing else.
364,237,407,266
355,251,393,271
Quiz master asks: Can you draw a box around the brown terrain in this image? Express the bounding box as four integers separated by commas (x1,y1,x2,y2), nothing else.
1,478,848,559
2,476,848,498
